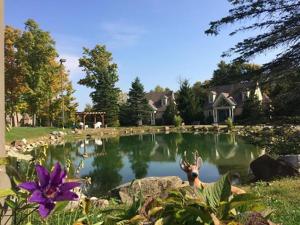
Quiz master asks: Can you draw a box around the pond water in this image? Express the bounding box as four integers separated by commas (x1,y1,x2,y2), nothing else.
36,132,262,196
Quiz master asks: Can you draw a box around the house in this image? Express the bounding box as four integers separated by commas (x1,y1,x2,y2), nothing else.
203,81,270,124
146,91,176,125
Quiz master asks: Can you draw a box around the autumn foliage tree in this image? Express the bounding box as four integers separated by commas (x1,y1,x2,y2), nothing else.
5,26,28,126
5,19,77,127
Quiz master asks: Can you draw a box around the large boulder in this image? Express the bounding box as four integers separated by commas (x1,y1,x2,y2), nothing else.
250,154,299,181
109,176,187,204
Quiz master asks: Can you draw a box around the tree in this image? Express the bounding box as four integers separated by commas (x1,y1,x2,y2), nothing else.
270,70,300,117
16,19,58,126
127,77,151,125
210,61,261,86
240,92,264,123
5,26,28,126
153,85,165,93
176,80,200,124
78,45,120,126
205,0,300,78
192,81,206,122
84,104,93,112
162,100,177,125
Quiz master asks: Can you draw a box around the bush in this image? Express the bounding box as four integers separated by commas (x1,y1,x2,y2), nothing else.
173,115,183,127
225,117,233,130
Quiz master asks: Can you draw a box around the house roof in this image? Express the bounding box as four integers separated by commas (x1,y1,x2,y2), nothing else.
204,81,269,110
146,91,174,112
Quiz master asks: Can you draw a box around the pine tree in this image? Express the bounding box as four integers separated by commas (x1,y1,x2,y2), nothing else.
176,80,199,125
205,0,300,77
127,77,151,125
78,45,120,126
162,100,177,125
240,93,264,123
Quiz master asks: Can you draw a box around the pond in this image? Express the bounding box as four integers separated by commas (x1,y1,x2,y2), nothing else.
16,132,263,197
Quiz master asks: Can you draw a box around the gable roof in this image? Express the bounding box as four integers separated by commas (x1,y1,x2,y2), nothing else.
146,91,174,112
204,81,269,110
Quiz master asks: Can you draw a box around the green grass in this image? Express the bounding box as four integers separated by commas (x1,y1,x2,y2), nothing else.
5,127,69,143
245,177,300,225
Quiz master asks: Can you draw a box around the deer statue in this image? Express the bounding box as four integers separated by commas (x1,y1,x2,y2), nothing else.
180,151,246,195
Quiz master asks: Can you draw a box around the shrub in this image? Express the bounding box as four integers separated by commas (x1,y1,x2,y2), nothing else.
173,115,183,127
225,117,233,130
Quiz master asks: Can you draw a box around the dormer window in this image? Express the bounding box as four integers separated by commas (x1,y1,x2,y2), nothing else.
209,91,216,103
242,90,250,102
161,96,168,106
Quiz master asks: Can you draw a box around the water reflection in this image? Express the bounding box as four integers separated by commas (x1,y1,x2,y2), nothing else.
31,133,262,196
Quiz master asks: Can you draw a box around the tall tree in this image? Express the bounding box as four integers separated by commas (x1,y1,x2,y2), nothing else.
16,19,58,126
176,80,200,124
127,77,151,125
205,0,300,78
162,100,177,125
211,61,261,86
78,45,120,126
240,92,265,123
5,26,28,126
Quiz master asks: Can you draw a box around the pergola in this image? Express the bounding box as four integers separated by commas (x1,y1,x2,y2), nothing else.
76,111,106,127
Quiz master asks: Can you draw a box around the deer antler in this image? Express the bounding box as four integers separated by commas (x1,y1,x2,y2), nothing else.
180,151,190,171
194,151,203,168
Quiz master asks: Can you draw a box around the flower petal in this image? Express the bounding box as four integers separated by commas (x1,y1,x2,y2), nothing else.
54,191,78,201
39,202,55,218
60,182,81,191
36,164,50,188
50,162,62,186
18,182,38,192
28,190,47,204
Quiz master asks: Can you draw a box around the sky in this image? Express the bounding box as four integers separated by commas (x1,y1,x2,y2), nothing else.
5,0,273,110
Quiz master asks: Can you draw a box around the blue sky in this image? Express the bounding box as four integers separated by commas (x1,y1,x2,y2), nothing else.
5,0,272,110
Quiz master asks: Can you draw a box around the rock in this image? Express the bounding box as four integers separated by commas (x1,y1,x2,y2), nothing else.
49,135,56,140
50,131,59,135
164,126,170,132
11,139,27,147
91,198,109,208
278,154,300,170
109,176,186,204
250,154,299,181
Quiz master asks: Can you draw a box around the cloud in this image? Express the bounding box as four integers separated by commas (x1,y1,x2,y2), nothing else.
100,21,146,48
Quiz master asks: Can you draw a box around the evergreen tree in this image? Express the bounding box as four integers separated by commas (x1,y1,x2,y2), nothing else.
176,80,199,125
240,93,264,123
127,77,151,125
162,100,177,125
78,45,120,126
206,0,300,77
211,61,261,86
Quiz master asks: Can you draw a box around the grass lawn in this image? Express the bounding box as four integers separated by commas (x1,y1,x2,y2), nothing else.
5,127,69,143
245,177,300,225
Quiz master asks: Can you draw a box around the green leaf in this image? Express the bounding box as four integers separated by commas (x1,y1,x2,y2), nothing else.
52,201,69,213
202,173,231,212
0,188,16,198
148,206,163,217
5,199,17,209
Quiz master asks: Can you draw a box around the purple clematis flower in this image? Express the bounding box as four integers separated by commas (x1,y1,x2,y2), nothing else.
19,162,81,218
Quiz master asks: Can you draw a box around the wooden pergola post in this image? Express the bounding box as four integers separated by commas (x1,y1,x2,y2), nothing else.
76,112,105,129
101,114,104,127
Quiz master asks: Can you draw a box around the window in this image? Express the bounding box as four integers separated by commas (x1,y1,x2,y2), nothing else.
161,96,168,106
209,93,215,103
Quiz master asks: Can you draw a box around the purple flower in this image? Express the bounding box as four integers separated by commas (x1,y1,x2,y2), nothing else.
19,162,81,218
